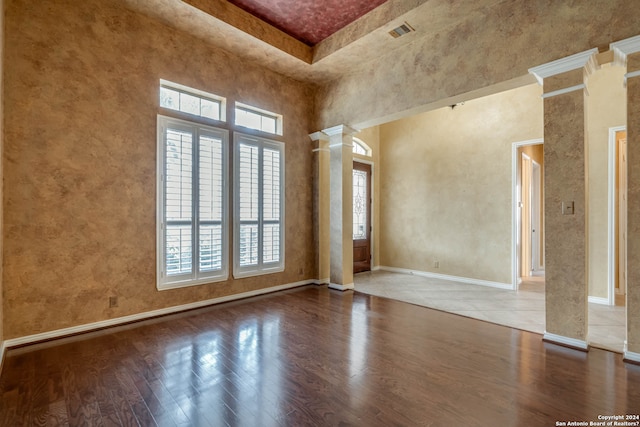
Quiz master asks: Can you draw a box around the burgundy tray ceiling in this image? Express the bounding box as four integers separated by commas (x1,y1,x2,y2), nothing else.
228,0,388,46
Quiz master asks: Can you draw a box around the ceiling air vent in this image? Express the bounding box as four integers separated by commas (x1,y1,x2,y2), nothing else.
389,22,415,38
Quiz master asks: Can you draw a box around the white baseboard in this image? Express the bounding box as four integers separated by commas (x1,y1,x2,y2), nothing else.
315,277,330,285
588,296,610,305
4,279,315,349
623,340,640,364
329,282,355,291
543,332,589,351
624,350,640,364
0,340,6,376
378,266,513,290
372,266,381,271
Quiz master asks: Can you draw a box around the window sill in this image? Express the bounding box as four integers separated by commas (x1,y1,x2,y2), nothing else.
157,273,229,291
233,265,285,279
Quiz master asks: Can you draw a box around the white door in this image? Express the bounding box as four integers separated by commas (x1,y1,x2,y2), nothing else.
521,153,532,277
531,161,541,273
618,135,627,296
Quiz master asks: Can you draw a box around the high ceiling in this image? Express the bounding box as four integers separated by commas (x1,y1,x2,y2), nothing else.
123,0,507,84
227,0,388,46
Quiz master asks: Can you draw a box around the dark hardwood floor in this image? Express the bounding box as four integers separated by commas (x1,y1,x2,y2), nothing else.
1,285,640,426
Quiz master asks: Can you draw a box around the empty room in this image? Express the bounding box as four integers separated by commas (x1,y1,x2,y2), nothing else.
1,0,640,425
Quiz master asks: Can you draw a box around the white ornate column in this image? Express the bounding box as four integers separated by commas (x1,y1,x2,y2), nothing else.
529,48,599,350
611,35,640,364
325,125,357,290
310,125,357,290
310,131,330,284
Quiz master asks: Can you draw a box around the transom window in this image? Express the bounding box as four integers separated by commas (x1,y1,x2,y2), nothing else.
353,137,372,156
157,116,229,289
235,102,282,135
157,82,286,287
234,133,285,278
160,80,226,122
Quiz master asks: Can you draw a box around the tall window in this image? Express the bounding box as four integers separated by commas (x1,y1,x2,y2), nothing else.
157,116,229,289
234,133,285,278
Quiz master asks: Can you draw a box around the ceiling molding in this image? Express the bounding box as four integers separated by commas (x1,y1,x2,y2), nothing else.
528,48,599,85
182,0,312,63
313,0,431,63
122,0,525,85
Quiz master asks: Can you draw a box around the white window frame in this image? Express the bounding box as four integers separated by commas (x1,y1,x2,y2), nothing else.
157,115,230,290
353,137,372,156
233,132,285,278
234,102,283,135
160,79,227,122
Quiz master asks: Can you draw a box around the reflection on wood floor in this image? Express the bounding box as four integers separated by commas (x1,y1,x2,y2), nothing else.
1,285,639,425
355,270,626,353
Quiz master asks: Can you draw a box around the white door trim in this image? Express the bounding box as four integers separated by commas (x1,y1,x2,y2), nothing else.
607,126,626,306
531,159,542,272
353,158,375,271
521,152,532,277
512,138,544,290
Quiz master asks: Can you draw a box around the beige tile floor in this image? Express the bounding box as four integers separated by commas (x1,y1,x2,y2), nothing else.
354,270,626,353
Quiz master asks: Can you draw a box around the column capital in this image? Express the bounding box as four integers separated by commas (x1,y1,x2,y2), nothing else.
322,124,359,137
610,34,640,66
308,131,329,142
528,48,599,85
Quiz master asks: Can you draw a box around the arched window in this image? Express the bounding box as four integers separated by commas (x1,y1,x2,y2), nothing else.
352,137,372,156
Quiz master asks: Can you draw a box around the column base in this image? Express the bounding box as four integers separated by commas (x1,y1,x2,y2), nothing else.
328,283,355,291
543,332,589,351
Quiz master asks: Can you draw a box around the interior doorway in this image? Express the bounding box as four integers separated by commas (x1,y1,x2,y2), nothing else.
608,127,627,306
520,151,544,277
513,139,545,289
353,161,372,273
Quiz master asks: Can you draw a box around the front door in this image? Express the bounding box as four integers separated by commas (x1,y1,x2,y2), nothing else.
353,162,371,274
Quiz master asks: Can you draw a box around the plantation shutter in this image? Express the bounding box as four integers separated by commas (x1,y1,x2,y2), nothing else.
198,134,224,272
262,147,281,264
158,116,229,289
238,142,259,267
234,133,284,278
165,128,194,276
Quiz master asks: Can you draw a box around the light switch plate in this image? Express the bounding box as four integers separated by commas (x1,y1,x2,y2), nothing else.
562,201,575,215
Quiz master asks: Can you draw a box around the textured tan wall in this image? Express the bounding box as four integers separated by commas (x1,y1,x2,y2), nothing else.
315,0,640,130
3,0,316,339
317,137,330,281
586,65,627,299
312,136,329,281
379,84,543,284
626,54,640,354
543,76,588,341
